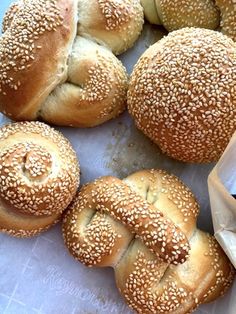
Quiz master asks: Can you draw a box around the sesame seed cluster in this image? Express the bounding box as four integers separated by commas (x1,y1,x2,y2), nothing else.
78,0,144,55
98,0,131,31
0,0,63,93
63,174,190,267
0,0,143,126
142,0,236,42
62,169,235,313
156,0,220,31
128,28,236,163
0,121,80,237
216,0,236,42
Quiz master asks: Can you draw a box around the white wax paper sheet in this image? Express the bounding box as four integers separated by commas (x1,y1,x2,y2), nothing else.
208,132,236,269
0,1,235,313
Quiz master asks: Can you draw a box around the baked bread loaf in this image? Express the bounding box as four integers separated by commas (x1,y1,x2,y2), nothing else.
63,169,235,314
216,0,236,42
0,121,79,237
0,0,143,127
128,28,236,163
141,0,220,31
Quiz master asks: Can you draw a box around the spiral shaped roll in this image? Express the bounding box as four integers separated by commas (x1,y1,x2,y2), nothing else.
0,121,80,237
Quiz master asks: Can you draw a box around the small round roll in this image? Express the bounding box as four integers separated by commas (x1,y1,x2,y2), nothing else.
0,121,80,237
128,28,236,163
216,0,236,42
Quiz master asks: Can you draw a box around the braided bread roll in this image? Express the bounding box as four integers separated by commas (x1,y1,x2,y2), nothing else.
63,169,235,314
0,121,80,238
0,0,143,127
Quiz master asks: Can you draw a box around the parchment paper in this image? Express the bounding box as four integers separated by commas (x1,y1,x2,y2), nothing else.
0,1,235,313
208,132,236,269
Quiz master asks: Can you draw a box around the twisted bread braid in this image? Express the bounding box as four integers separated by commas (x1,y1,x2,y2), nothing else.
63,169,235,314
0,121,80,238
0,0,143,127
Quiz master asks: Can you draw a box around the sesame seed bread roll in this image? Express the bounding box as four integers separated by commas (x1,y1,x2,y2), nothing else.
0,0,77,121
0,0,143,127
63,175,190,266
155,0,220,31
39,36,127,127
128,28,236,163
141,0,220,31
77,0,144,55
216,0,236,41
0,121,80,238
62,169,235,314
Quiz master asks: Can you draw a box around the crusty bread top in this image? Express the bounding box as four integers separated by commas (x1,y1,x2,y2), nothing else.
0,0,77,120
128,28,236,163
62,169,235,314
0,121,79,217
63,175,190,266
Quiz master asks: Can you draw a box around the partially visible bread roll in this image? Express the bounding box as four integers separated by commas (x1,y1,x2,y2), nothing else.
39,36,128,127
216,0,236,42
63,169,235,314
77,0,144,55
128,28,236,163
155,0,220,31
140,0,162,26
0,0,143,127
141,0,220,31
0,121,80,237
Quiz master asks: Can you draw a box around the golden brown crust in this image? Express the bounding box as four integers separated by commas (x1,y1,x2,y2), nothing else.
0,0,77,121
0,121,80,237
155,0,220,31
62,169,235,313
77,0,144,55
63,175,190,266
216,0,236,41
40,36,128,127
128,28,236,163
0,0,141,127
0,203,60,238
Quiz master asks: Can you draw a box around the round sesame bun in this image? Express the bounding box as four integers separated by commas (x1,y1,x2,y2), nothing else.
0,121,80,238
62,169,235,313
128,28,236,163
77,0,144,55
216,0,236,41
141,0,220,31
0,0,142,127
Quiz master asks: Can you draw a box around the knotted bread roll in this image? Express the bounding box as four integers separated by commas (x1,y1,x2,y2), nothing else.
63,169,235,314
0,0,143,127
0,121,80,237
